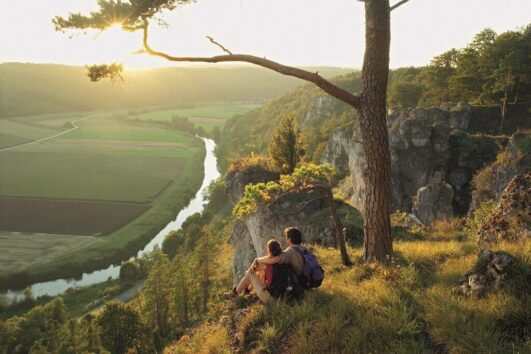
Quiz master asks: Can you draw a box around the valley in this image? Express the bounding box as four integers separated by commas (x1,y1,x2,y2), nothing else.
0,103,251,289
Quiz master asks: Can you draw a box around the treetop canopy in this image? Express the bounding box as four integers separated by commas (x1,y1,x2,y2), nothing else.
53,0,193,32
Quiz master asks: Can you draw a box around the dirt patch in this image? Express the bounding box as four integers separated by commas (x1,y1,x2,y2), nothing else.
0,197,149,236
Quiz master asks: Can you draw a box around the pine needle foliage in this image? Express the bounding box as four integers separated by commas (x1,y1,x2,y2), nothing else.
268,113,305,174
233,163,335,219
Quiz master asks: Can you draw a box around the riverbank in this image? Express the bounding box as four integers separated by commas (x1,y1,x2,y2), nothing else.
0,141,206,291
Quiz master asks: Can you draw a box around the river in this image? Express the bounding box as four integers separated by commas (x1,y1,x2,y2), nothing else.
3,137,220,300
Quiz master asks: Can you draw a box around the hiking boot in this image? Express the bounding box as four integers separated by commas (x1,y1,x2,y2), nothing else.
223,287,238,300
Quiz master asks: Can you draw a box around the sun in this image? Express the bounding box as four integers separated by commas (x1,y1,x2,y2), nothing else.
107,23,124,32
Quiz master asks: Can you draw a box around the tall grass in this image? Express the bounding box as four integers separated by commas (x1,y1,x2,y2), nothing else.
166,219,531,353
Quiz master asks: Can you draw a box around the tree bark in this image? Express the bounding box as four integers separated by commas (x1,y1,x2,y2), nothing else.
358,0,393,261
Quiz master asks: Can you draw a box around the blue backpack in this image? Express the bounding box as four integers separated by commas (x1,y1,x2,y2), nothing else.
293,246,324,289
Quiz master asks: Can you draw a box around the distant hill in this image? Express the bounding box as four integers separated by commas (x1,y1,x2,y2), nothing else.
0,63,354,118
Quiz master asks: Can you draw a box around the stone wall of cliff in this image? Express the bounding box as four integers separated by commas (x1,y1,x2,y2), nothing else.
321,103,529,224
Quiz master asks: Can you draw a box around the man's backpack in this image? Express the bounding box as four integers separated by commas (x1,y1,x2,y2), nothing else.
266,264,301,300
293,246,324,289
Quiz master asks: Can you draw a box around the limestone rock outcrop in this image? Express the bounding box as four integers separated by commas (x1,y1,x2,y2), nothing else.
321,103,503,222
301,95,342,131
226,160,360,282
412,182,454,224
477,172,530,246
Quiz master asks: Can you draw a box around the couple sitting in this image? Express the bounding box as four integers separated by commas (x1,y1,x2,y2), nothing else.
226,227,323,304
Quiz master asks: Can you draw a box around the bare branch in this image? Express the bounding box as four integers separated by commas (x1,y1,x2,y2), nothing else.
206,36,233,55
140,22,362,109
390,0,410,11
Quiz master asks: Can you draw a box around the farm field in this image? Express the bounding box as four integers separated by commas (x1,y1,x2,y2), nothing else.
0,197,149,235
0,110,206,280
0,232,96,273
9,111,95,129
134,103,259,132
0,151,184,202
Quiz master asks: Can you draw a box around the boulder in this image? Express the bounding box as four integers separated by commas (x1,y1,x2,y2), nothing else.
412,182,454,224
456,249,517,297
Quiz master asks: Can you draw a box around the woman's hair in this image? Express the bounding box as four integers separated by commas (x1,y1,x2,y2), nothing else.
267,239,282,257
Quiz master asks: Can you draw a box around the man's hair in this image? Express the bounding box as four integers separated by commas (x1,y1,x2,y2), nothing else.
284,227,302,245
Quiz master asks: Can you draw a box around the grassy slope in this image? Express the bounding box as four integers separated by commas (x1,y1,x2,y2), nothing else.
166,221,530,353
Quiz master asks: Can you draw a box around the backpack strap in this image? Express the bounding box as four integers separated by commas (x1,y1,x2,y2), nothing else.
291,245,306,260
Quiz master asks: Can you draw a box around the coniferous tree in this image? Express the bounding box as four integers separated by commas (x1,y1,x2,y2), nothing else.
170,257,190,330
98,301,149,354
142,249,171,344
84,314,103,354
63,319,83,354
269,113,305,174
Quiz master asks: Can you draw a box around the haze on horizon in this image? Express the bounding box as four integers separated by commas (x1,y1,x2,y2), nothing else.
1,0,530,70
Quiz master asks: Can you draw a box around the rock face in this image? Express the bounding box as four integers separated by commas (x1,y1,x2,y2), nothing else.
226,160,360,282
321,103,502,222
301,95,341,131
477,172,530,246
456,249,516,297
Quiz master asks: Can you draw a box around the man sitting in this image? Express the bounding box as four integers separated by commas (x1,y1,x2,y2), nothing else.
224,227,306,302
254,227,304,277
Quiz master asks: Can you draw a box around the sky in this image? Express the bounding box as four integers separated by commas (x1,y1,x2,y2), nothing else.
1,0,530,69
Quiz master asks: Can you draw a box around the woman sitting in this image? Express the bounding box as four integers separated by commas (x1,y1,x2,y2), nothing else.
225,239,282,304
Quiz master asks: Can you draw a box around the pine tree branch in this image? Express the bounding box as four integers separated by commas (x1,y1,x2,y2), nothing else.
140,22,362,109
390,0,410,12
206,36,233,55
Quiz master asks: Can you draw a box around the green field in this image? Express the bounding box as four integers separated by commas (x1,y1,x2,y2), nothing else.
9,112,94,129
0,151,184,202
134,103,258,132
67,118,196,142
1,116,197,202
138,103,257,120
0,119,60,141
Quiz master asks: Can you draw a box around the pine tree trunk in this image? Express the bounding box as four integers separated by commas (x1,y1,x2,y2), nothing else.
327,187,352,266
358,0,393,261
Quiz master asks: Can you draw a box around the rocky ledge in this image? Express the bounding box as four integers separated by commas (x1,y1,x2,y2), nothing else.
226,158,361,282
477,172,530,246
